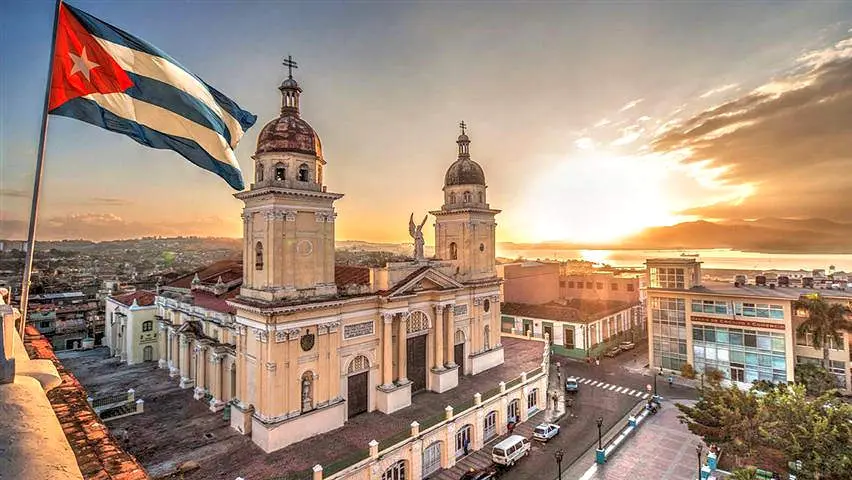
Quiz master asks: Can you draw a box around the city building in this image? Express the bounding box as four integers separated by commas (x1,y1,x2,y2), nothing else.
104,290,158,364
646,257,852,395
27,291,101,350
498,261,560,305
500,301,644,356
150,72,505,453
559,270,644,304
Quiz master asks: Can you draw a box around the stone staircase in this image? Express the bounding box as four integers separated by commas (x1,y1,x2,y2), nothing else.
427,421,537,480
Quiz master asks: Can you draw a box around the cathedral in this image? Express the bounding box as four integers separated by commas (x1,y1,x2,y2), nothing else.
150,67,504,453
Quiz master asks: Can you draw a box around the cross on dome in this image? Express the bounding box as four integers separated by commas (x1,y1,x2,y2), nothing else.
459,120,467,136
282,55,298,80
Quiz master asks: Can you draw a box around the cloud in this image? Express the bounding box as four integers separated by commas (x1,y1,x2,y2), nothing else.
619,99,643,112
594,118,611,128
611,125,644,146
574,137,595,150
0,188,29,199
699,83,739,98
651,35,852,221
87,197,132,206
0,212,238,241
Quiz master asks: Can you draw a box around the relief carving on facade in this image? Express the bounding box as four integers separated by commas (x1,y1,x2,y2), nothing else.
275,330,288,343
254,329,268,343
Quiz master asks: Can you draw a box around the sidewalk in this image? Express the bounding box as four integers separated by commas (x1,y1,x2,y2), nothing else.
562,400,707,480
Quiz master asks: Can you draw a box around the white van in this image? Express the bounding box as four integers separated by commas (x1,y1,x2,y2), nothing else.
491,435,531,466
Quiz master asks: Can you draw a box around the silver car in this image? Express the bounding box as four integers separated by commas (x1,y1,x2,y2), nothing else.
532,423,560,442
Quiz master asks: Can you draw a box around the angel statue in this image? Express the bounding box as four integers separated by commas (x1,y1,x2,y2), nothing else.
409,213,428,260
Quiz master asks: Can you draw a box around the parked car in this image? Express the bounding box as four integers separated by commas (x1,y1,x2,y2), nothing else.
604,346,621,357
459,467,499,480
565,376,580,392
532,423,560,442
492,435,531,466
619,341,636,351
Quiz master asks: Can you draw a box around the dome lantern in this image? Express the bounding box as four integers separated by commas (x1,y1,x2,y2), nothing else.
444,121,485,187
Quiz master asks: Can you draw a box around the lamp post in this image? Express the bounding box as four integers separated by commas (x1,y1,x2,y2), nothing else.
596,417,603,450
700,372,704,389
653,370,658,397
696,444,703,480
554,449,564,480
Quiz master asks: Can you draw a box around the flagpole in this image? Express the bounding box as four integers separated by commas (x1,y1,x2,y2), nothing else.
18,0,63,338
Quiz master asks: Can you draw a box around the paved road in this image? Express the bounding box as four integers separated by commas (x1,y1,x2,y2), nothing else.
503,347,699,480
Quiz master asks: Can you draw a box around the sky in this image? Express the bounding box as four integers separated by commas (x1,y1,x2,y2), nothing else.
3,1,852,245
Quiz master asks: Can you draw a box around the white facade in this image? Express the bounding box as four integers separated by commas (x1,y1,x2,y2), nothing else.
104,294,158,365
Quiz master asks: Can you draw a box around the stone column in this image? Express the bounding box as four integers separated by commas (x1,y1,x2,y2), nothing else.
328,322,341,400
445,308,456,368
397,314,408,383
433,304,445,370
381,313,394,388
194,345,208,399
209,353,225,411
179,334,193,388
157,322,167,369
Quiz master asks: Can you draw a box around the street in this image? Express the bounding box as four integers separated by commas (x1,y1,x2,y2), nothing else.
504,347,699,480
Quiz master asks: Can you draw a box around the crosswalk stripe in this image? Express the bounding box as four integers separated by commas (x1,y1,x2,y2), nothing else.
626,389,636,395
608,385,617,391
582,379,592,384
642,393,650,399
614,387,625,393
591,381,601,387
634,391,644,397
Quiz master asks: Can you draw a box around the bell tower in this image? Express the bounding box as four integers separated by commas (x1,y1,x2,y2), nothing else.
235,60,343,302
431,123,500,283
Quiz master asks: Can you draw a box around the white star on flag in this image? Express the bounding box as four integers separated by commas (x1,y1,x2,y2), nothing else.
69,47,100,81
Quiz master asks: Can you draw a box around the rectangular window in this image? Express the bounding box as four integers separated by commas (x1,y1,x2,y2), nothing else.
586,282,593,289
596,282,603,290
577,282,583,289
568,281,575,288
651,296,687,371
611,283,619,291
694,325,788,384
627,284,635,292
650,267,685,289
559,280,566,287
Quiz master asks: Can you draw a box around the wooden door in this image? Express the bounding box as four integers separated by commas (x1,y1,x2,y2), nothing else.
347,371,368,418
407,335,427,393
454,343,464,373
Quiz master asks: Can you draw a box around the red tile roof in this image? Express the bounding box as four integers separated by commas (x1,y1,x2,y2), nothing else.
111,290,156,307
24,326,149,480
335,265,371,288
501,300,632,323
192,289,239,314
168,260,242,288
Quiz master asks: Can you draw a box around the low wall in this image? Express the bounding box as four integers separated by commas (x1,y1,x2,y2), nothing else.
315,341,551,480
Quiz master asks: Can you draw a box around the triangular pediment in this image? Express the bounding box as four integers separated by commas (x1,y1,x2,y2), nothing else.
385,267,464,298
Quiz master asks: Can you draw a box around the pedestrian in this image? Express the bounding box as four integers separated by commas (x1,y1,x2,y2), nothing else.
668,375,674,387
463,437,470,456
556,371,561,383
595,357,600,367
552,392,558,409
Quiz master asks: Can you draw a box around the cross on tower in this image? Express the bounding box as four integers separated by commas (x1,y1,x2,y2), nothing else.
283,55,298,79
459,121,467,135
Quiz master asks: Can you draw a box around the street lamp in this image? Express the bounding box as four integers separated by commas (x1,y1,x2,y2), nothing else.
653,371,658,397
554,449,564,480
596,417,604,450
696,444,703,480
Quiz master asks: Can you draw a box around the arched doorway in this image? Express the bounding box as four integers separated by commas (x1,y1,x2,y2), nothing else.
527,388,539,413
422,441,442,477
407,311,429,393
507,398,520,423
382,460,406,480
455,424,473,458
143,345,153,362
484,410,497,441
454,330,465,374
347,355,369,418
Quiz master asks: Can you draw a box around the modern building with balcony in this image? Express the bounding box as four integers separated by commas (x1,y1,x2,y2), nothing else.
646,257,852,395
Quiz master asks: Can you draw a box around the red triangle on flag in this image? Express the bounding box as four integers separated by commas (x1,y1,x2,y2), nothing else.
49,4,133,111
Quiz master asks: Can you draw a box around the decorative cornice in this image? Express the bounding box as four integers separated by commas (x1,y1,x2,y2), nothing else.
234,186,344,202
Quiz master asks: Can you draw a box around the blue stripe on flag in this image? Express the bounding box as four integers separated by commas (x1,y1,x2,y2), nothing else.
65,3,256,133
52,97,245,190
124,72,232,146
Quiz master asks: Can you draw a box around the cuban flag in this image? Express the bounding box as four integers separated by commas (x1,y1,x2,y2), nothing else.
48,3,256,190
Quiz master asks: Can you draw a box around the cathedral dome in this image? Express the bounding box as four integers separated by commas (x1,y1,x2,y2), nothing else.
444,128,485,186
444,158,485,186
254,71,323,158
255,115,322,157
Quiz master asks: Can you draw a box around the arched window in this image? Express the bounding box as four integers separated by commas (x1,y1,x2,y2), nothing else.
484,325,490,350
298,163,309,182
348,355,370,374
484,410,497,440
455,329,466,345
255,164,264,182
255,242,263,270
382,460,406,480
301,371,314,412
478,191,483,203
449,242,458,260
449,192,457,204
274,163,286,181
507,398,519,423
527,388,538,411
142,321,153,332
455,424,472,458
463,191,471,203
143,345,153,362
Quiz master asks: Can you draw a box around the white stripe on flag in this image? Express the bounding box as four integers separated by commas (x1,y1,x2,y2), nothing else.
95,37,245,148
84,92,240,170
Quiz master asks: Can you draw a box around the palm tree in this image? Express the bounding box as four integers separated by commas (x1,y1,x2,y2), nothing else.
793,294,852,369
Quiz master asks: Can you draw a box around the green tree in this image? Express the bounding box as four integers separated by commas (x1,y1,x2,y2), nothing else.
794,362,837,397
680,362,696,379
704,367,725,385
676,384,766,468
728,467,759,480
793,294,852,369
761,385,852,480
